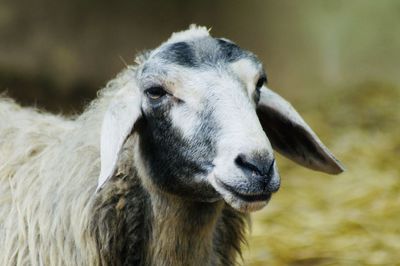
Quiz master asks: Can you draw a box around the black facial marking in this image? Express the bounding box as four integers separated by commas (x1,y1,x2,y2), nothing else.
160,42,197,67
150,37,259,70
138,105,220,200
216,38,246,62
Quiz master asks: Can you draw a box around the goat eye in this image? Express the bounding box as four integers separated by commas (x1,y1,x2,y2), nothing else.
255,76,266,91
145,86,167,100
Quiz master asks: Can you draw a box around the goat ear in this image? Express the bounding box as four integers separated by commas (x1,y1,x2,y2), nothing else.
257,87,344,174
97,82,142,191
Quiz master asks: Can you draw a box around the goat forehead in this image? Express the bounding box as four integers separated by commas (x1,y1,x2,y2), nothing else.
153,36,259,68
139,37,264,104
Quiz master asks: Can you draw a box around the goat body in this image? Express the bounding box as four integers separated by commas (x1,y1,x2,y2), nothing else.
0,74,246,266
0,25,343,266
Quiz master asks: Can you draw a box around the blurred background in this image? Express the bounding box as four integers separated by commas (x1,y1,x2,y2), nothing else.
1,0,399,265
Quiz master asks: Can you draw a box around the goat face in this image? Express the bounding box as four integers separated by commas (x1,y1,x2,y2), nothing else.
98,26,344,212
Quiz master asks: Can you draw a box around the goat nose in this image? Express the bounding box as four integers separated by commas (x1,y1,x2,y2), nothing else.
235,153,275,179
234,153,280,194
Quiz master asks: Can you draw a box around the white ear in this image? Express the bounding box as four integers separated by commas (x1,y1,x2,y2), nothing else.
257,87,344,174
97,81,142,191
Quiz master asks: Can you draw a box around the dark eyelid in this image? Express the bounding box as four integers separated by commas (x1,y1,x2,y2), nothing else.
259,73,267,84
145,84,173,96
146,86,164,93
256,75,267,90
161,86,173,95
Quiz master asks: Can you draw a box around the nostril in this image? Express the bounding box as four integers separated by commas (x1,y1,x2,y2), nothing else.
235,153,264,176
266,159,275,176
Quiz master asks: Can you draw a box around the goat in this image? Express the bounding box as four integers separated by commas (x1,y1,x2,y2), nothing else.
0,25,344,266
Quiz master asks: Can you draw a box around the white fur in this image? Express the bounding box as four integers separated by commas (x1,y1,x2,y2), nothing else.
164,66,277,212
98,69,141,190
0,68,133,265
167,24,210,44
230,58,262,102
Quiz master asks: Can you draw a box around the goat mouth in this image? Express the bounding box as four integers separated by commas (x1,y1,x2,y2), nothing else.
216,179,272,202
211,177,272,212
